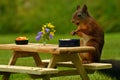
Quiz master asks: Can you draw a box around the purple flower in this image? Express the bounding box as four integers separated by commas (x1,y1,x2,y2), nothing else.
49,34,53,39
36,35,41,41
36,31,43,41
38,31,43,35
45,28,50,33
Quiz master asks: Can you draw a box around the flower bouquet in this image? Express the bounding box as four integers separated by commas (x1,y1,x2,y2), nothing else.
36,23,56,45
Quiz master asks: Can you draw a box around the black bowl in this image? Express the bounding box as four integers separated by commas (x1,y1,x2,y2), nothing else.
15,40,28,45
59,39,80,47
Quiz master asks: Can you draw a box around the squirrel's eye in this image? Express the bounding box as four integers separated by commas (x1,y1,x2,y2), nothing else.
77,13,82,17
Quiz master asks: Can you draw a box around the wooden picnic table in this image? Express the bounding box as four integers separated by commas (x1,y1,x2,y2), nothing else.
0,43,111,80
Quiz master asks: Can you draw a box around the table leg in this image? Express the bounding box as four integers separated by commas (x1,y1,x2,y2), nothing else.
9,51,43,67
48,53,89,80
70,54,89,80
2,52,18,80
48,54,58,68
48,54,72,68
2,51,43,80
32,53,44,67
8,52,19,65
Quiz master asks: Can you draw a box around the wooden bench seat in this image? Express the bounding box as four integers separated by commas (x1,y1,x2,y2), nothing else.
42,60,112,70
0,65,58,75
0,65,58,80
0,60,112,80
29,60,112,79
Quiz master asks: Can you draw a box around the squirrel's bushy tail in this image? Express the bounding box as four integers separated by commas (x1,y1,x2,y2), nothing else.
99,59,120,80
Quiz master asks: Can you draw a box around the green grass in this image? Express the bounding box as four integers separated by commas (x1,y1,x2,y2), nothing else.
0,33,120,80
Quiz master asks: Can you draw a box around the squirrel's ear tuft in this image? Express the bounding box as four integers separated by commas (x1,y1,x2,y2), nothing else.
82,4,89,16
82,4,87,12
77,5,81,10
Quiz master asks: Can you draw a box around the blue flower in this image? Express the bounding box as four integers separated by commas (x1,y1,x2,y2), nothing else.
38,31,43,35
49,34,53,39
35,22,55,42
36,35,41,41
36,31,43,41
45,28,50,33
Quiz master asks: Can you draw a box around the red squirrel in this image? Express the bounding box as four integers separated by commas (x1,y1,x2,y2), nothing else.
71,5,120,79
71,5,104,63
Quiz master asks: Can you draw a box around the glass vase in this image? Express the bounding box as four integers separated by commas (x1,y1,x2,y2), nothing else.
43,41,46,46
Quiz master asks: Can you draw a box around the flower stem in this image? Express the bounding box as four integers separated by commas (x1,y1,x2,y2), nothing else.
43,41,46,46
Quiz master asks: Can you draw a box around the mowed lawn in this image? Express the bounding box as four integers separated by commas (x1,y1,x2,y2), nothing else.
0,33,120,80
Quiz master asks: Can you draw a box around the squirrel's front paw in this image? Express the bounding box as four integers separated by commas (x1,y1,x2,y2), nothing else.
71,31,76,35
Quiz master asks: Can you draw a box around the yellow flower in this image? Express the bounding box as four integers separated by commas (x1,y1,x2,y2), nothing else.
42,27,45,31
36,22,55,41
47,23,55,28
50,32,54,36
43,25,46,28
41,30,45,34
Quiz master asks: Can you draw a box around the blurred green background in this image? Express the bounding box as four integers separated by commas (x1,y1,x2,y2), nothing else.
0,1,120,79
0,0,120,34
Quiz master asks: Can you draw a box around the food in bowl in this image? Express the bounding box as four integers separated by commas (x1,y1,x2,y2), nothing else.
15,36,28,45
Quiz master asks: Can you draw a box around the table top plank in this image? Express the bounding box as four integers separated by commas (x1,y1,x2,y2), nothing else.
0,43,95,54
